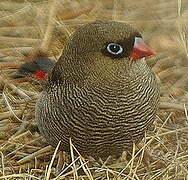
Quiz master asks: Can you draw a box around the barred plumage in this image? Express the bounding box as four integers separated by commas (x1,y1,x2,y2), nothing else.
36,20,160,159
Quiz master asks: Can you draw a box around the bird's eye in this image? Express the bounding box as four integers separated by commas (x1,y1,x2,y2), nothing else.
106,43,124,55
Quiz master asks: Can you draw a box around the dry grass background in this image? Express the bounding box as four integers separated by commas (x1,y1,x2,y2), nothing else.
0,0,188,179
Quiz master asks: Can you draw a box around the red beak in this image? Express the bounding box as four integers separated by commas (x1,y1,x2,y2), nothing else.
130,37,155,60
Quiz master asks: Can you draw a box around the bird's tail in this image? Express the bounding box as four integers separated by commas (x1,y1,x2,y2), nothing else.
13,52,55,81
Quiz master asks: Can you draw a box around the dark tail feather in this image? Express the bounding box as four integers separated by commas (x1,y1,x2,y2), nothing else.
13,54,55,81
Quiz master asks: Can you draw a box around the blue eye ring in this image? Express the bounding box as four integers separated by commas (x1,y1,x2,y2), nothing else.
106,43,124,55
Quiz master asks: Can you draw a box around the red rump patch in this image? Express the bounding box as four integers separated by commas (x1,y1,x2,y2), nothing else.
35,71,47,80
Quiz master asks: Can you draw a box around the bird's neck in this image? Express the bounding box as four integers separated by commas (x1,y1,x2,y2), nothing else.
49,47,142,86
48,56,152,95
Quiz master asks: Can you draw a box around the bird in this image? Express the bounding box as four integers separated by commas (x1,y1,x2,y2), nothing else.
16,20,160,160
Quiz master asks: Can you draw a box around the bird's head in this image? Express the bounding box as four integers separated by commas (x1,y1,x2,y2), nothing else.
51,20,155,86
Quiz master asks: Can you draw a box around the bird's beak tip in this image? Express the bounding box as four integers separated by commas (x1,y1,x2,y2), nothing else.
130,37,156,60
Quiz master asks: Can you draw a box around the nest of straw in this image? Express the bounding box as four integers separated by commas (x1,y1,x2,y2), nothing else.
0,0,188,179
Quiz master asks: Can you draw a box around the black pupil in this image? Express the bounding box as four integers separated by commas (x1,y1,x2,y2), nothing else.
110,44,120,53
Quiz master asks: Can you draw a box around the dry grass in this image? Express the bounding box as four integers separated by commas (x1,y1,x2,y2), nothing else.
0,0,188,179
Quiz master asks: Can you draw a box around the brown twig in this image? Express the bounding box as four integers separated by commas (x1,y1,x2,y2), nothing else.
40,0,60,53
159,102,187,112
0,110,23,120
0,36,40,47
17,145,53,164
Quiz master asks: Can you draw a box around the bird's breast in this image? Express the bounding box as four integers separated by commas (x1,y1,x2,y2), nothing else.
36,63,159,158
